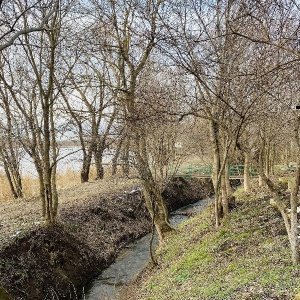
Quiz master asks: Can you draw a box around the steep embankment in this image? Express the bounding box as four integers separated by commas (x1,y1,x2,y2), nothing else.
123,188,300,300
0,177,213,300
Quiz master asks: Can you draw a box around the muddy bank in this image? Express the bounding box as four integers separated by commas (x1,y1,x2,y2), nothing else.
0,178,213,300
163,177,214,211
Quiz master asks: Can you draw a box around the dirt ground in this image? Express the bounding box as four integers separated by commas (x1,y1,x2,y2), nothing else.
0,177,213,299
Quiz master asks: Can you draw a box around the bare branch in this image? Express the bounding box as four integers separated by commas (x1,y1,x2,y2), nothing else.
0,4,56,51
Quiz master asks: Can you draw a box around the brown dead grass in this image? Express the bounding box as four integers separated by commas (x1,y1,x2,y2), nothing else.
0,173,140,251
0,179,150,300
0,174,213,299
0,166,116,201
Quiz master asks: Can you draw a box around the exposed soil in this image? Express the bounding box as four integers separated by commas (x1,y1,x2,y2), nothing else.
0,177,214,300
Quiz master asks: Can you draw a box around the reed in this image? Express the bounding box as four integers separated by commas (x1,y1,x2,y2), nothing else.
0,165,131,201
0,170,81,201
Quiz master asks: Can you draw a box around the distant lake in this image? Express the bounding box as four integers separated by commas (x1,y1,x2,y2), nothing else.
12,147,114,177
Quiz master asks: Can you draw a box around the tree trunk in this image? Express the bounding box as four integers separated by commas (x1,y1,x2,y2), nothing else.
50,103,59,217
270,142,275,175
32,157,46,217
260,171,299,264
81,149,93,183
225,161,233,203
13,170,23,198
244,151,251,192
209,120,223,226
0,88,23,198
260,111,300,265
43,104,55,224
289,120,300,264
290,172,300,264
258,141,265,187
221,173,228,217
94,150,104,180
143,180,174,242
111,136,123,176
285,147,289,167
133,131,174,242
265,142,270,177
122,134,130,176
2,159,18,199
52,168,59,217
0,148,23,198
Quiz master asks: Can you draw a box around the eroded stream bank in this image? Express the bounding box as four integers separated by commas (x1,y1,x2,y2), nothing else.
84,196,215,300
0,178,214,300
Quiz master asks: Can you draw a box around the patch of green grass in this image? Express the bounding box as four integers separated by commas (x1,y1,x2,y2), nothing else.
147,281,157,292
129,190,300,300
175,270,191,283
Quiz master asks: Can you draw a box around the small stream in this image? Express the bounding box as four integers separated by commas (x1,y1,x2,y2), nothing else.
82,196,214,300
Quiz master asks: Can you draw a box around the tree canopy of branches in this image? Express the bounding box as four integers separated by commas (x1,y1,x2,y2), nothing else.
0,0,300,263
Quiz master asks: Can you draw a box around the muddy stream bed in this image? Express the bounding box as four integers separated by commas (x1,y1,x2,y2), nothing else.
83,196,214,300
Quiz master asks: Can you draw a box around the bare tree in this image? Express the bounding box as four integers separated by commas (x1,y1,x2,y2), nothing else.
230,0,300,60
59,56,118,182
0,0,56,51
225,0,300,264
80,0,174,241
0,0,73,223
160,0,261,224
0,79,23,198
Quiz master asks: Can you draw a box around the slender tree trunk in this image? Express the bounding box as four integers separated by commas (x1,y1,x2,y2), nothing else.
43,103,55,223
0,148,23,198
51,167,58,217
50,103,58,217
224,161,233,202
13,170,23,198
289,119,300,264
271,142,275,175
290,165,300,264
135,155,174,242
209,120,222,226
32,155,46,217
2,158,18,199
260,171,299,264
122,134,130,176
285,147,289,167
142,179,174,242
258,142,265,187
111,136,123,176
221,173,228,217
0,89,23,198
265,141,270,177
259,118,300,264
244,151,251,192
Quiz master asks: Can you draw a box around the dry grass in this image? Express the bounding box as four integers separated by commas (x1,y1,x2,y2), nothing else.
0,172,80,201
0,174,12,200
0,175,149,300
0,165,128,201
0,168,141,251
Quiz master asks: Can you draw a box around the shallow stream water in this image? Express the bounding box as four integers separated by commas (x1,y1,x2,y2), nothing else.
83,196,214,300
